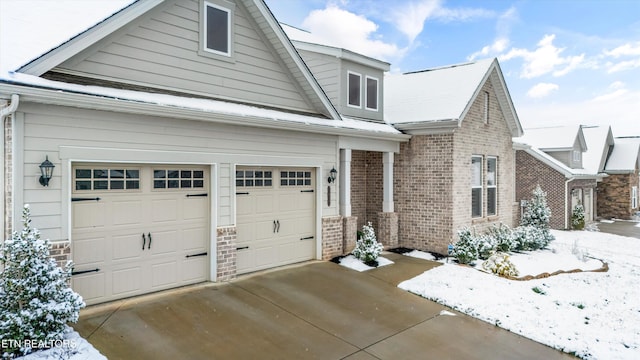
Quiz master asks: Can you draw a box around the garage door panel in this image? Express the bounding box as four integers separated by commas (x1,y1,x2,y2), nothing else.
236,250,253,273
255,194,275,214
235,223,255,245
182,257,208,282
73,237,106,266
73,273,105,302
236,196,254,215
151,199,178,222
277,193,297,212
255,247,278,267
148,230,178,255
182,227,207,250
112,200,143,226
112,267,143,295
151,261,178,288
112,233,144,261
184,197,208,220
73,202,106,230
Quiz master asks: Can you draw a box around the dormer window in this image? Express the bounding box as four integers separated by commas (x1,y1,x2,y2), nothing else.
201,0,234,59
348,71,361,108
573,150,581,162
365,76,378,111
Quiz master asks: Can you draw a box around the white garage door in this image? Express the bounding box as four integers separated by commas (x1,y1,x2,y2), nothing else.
71,164,210,305
236,168,316,274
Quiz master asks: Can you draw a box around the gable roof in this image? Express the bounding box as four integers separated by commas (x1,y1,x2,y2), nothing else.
605,137,640,173
384,58,523,137
7,0,341,120
518,125,587,152
581,125,614,174
514,142,600,180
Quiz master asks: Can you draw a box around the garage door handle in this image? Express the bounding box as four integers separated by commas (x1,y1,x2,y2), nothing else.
276,220,280,233
273,220,277,233
142,233,146,250
148,233,152,250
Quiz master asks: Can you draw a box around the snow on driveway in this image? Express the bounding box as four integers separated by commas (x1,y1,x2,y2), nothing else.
399,230,640,359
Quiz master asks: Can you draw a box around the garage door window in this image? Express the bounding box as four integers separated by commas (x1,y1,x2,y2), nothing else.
154,169,204,189
74,168,140,191
236,170,272,187
281,171,312,186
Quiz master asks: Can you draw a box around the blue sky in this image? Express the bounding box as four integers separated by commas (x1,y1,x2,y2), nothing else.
1,0,638,136
265,0,640,136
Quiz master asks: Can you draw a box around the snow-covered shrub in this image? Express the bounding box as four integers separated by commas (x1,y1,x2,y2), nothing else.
451,228,478,264
352,222,383,266
571,204,585,230
487,223,515,252
482,252,519,277
512,225,554,251
474,234,496,260
521,185,551,230
0,205,85,358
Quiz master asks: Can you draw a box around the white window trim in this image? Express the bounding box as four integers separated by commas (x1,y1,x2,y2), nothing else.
483,91,489,124
487,156,498,216
203,1,232,58
573,150,581,162
471,155,483,218
365,75,379,111
347,71,362,109
632,186,638,209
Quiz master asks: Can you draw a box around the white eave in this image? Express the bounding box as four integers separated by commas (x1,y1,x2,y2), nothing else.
290,40,390,71
392,119,460,135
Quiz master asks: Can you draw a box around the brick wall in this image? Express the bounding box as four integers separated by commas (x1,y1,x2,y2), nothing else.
598,171,639,219
377,211,398,248
350,150,384,232
50,241,71,269
342,216,357,254
322,216,343,260
216,226,237,282
515,151,566,229
395,133,454,253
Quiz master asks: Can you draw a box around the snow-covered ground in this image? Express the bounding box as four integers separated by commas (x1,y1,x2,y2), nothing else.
338,255,394,271
17,326,106,360
398,230,640,359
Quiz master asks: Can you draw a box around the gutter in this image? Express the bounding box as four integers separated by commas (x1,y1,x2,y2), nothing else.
0,94,19,118
564,178,571,229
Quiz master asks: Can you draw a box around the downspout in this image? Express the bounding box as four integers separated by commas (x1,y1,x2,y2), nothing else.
564,177,571,229
0,94,20,239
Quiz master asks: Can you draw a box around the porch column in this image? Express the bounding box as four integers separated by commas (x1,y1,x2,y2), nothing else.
382,152,394,212
339,148,351,216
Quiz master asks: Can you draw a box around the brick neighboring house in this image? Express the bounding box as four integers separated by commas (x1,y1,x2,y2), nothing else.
515,126,605,229
384,59,524,254
598,137,640,220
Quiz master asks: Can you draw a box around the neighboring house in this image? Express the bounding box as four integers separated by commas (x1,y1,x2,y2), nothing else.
0,0,408,305
515,126,605,229
598,136,640,220
384,59,524,254
282,24,403,252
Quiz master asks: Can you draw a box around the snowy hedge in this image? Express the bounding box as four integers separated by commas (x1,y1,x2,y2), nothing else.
352,222,383,266
0,205,85,358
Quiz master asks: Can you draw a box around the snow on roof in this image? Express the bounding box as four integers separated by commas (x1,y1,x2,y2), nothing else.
581,126,614,173
0,0,135,72
518,125,583,150
0,71,404,137
514,141,596,178
605,137,640,172
384,59,495,124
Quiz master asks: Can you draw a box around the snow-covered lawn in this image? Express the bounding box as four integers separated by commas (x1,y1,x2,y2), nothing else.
18,326,106,360
399,230,640,359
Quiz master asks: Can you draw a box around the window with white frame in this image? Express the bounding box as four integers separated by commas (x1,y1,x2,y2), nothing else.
348,72,361,108
203,1,231,56
573,150,581,162
365,76,378,111
483,91,489,124
471,156,483,217
633,186,638,209
487,157,498,216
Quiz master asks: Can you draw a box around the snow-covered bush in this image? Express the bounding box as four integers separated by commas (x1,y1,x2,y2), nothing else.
521,185,551,229
571,204,585,230
487,223,515,252
512,225,554,251
352,222,383,266
482,252,519,277
0,205,85,358
451,228,478,264
474,234,496,260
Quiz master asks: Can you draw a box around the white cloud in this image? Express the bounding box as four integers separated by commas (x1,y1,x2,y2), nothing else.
603,42,640,58
467,6,516,61
526,83,559,98
605,58,640,73
501,34,586,78
301,5,406,62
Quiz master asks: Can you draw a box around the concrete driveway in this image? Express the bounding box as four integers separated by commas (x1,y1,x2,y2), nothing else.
597,220,640,239
74,253,575,359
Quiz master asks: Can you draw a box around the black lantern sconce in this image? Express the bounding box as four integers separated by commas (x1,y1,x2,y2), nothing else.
39,156,55,187
327,167,337,184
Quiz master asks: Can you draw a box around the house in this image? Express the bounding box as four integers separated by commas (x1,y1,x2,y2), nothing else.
384,59,524,254
0,0,409,305
514,126,605,229
597,136,640,220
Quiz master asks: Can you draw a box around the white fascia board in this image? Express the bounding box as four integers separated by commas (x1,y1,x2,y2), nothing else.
19,0,165,76
392,119,460,135
0,83,408,142
291,41,390,71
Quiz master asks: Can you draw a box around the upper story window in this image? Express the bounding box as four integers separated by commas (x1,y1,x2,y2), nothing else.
483,91,490,124
487,157,498,216
471,156,483,218
573,150,581,162
202,1,233,57
365,76,379,111
347,71,361,108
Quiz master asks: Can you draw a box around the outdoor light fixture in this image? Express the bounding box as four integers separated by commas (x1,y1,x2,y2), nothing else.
328,167,337,184
39,156,55,187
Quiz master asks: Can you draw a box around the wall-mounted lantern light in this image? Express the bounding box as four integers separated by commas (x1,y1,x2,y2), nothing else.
328,167,337,184
39,156,55,187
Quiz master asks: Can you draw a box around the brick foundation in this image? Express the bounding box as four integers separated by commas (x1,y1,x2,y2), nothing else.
50,241,71,268
377,212,398,249
216,226,237,282
322,216,343,260
342,216,357,254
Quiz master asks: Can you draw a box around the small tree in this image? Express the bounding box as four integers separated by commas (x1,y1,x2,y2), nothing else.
572,204,585,230
521,185,552,229
352,222,383,266
0,205,85,358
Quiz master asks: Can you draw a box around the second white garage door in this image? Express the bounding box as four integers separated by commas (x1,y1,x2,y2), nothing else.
235,167,316,274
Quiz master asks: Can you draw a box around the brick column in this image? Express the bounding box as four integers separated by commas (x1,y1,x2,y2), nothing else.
377,212,398,249
342,216,357,255
216,226,237,282
322,216,343,260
